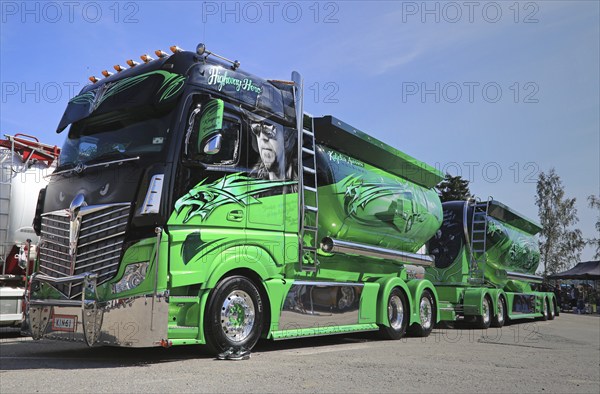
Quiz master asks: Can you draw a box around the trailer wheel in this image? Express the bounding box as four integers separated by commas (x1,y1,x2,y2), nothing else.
476,295,492,329
204,276,264,356
408,290,435,337
491,296,507,328
379,288,408,340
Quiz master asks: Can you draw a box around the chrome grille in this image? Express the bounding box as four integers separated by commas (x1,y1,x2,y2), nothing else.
39,203,131,298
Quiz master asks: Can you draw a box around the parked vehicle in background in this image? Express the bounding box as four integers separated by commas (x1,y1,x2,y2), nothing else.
0,134,59,328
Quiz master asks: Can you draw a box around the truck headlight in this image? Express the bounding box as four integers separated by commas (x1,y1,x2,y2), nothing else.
112,262,149,294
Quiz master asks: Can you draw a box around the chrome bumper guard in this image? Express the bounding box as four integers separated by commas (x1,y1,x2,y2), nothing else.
27,272,168,347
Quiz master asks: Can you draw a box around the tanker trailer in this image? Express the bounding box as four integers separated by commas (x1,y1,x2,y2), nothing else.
425,199,557,329
0,134,59,327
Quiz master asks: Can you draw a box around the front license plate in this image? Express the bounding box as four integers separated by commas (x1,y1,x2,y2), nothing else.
52,314,78,332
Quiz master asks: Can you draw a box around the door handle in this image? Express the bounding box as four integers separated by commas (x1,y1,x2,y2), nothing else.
227,210,244,222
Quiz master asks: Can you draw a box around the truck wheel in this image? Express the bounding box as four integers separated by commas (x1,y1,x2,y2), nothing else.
547,298,555,320
408,290,435,337
491,296,507,328
379,288,408,340
539,297,549,321
476,296,492,329
204,276,264,356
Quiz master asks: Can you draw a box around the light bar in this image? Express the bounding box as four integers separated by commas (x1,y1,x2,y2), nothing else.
140,54,154,63
101,70,113,78
170,45,183,53
195,42,240,70
126,59,139,68
113,64,125,72
89,76,99,83
155,50,168,58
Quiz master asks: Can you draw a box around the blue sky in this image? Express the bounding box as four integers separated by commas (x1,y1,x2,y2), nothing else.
1,1,599,262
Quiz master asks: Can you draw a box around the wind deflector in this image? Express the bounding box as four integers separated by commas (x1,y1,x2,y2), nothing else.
313,116,444,189
57,70,186,133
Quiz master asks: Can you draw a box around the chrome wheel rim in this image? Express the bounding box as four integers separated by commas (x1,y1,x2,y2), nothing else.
420,296,433,330
543,298,548,317
388,295,405,330
482,298,491,325
549,301,555,317
220,290,255,342
497,298,504,324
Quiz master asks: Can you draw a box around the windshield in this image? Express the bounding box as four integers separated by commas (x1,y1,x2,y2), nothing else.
59,106,175,167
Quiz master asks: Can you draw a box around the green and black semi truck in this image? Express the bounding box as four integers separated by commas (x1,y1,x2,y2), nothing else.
26,44,554,356
425,199,557,328
27,44,447,355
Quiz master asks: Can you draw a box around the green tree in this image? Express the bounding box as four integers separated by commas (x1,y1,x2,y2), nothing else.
436,174,472,202
535,169,585,276
588,195,600,259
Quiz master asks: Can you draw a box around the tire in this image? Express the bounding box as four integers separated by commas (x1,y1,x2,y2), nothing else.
408,290,435,337
204,276,264,355
491,296,507,328
475,295,492,329
379,287,409,340
539,297,549,321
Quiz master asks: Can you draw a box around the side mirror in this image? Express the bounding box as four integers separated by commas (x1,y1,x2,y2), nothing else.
203,134,222,155
197,99,224,153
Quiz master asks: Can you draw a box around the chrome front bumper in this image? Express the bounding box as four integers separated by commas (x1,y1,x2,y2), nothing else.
27,272,168,347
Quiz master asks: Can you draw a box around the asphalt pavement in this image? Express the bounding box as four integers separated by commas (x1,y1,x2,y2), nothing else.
1,313,598,393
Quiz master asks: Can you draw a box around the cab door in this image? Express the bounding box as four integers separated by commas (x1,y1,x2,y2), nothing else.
168,98,249,287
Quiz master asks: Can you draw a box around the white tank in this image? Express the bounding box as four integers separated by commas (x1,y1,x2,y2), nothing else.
1,139,57,263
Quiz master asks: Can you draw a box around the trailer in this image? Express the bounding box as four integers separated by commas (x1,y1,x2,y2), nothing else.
0,134,59,327
27,44,446,356
425,199,557,328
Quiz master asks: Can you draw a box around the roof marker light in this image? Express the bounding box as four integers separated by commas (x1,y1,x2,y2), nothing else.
170,45,183,54
101,70,113,78
155,50,168,58
89,76,99,83
114,64,125,72
140,54,154,63
126,59,139,68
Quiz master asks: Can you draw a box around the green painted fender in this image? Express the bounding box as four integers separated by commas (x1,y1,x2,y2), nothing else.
197,245,282,343
202,245,279,290
375,277,413,327
463,287,491,316
406,279,441,325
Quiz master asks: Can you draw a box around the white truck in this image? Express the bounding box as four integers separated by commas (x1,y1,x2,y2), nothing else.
0,134,59,327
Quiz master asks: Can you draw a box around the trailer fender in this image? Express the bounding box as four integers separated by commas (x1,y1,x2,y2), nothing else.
375,278,413,327
463,288,491,316
406,279,441,325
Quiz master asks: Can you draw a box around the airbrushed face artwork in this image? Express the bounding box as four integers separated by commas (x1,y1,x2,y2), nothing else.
251,122,296,181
